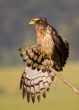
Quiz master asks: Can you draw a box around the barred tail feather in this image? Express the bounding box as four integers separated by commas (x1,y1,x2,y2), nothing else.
18,45,55,103
20,66,55,103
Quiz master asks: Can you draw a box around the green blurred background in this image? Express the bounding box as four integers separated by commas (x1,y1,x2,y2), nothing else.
0,0,79,110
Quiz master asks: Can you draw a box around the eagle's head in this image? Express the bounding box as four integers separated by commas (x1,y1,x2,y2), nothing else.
28,17,47,25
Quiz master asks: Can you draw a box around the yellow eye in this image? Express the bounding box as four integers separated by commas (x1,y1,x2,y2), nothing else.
40,20,45,23
42,18,45,21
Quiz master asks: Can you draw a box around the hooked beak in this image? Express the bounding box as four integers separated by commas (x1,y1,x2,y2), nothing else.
28,19,36,25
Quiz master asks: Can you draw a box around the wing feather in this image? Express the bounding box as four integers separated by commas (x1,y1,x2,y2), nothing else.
50,26,69,71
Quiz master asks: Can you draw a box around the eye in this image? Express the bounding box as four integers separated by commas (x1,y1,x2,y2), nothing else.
42,18,45,21
40,20,45,23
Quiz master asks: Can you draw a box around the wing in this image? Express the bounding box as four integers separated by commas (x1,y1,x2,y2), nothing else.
18,45,55,103
50,26,69,71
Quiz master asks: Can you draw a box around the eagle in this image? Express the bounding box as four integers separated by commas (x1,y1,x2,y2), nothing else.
18,17,69,103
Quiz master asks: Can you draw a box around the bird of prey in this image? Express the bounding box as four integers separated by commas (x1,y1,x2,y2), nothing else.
18,17,69,103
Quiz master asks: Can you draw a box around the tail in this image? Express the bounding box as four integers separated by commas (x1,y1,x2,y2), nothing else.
18,45,55,103
20,66,55,103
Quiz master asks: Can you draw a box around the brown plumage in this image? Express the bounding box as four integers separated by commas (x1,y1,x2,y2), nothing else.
18,45,55,103
18,17,69,103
